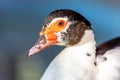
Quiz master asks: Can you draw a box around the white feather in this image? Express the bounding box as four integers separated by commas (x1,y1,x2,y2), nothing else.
96,47,120,80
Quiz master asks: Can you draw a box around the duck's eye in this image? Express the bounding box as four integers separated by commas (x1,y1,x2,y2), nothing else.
58,21,64,26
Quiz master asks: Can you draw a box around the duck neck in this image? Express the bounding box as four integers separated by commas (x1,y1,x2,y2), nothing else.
64,30,96,79
67,30,96,61
65,34,96,65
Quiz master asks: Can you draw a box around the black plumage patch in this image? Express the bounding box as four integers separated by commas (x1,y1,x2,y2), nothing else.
96,37,120,55
86,53,91,56
65,21,91,45
45,9,92,28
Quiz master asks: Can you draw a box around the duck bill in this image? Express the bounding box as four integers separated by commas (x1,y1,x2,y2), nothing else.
27,35,54,57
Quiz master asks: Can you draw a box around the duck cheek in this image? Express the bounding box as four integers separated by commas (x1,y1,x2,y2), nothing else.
46,33,58,43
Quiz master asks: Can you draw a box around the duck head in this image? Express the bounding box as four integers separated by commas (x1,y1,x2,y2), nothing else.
27,9,92,57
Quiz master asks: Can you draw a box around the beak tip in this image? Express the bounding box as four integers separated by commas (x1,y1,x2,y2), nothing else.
26,46,40,58
26,52,31,58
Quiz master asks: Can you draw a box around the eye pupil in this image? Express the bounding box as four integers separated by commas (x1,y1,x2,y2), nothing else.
58,22,64,26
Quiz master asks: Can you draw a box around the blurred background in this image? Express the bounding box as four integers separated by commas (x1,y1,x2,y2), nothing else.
0,0,120,80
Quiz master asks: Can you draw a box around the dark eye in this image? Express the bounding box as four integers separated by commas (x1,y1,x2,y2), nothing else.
58,21,64,26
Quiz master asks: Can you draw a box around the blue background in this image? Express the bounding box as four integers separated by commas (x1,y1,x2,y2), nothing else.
0,0,120,80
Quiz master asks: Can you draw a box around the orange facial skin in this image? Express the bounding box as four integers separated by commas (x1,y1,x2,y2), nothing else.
40,20,68,43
